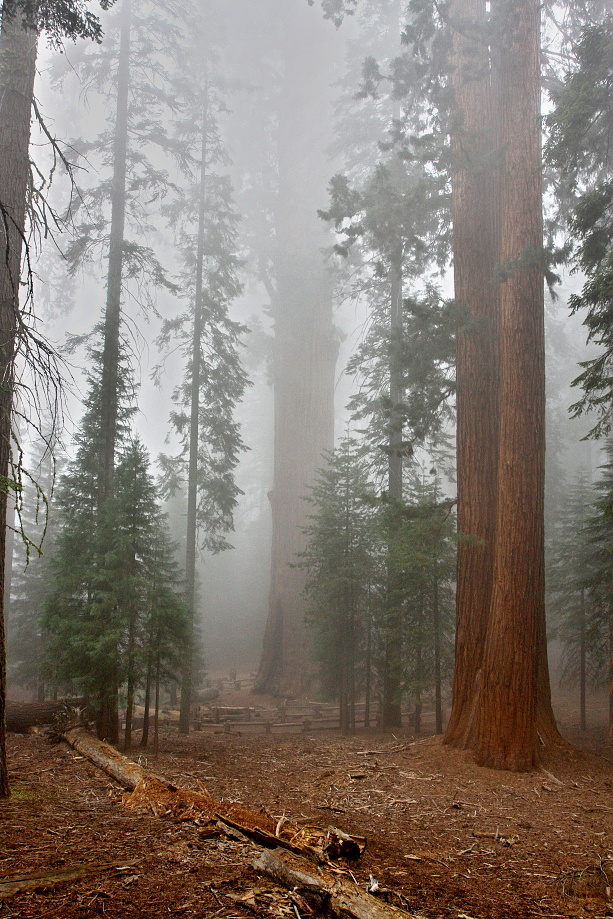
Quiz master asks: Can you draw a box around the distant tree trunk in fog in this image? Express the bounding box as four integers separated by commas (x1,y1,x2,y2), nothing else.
444,0,500,751
179,85,209,735
580,586,586,732
0,0,39,797
140,649,152,748
96,0,132,745
609,601,613,746
445,0,558,769
255,1,338,698
382,252,403,728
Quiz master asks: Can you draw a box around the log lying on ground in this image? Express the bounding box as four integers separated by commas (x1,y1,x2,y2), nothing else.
0,862,135,899
254,848,418,919
62,726,149,789
60,726,364,862
6,700,85,734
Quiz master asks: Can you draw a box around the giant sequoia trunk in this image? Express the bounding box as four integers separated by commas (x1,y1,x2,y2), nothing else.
255,1,338,697
445,0,558,769
444,0,500,750
0,1,39,797
474,0,547,770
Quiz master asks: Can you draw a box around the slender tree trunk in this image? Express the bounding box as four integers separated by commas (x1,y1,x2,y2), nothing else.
95,0,132,744
580,587,586,733
608,599,613,746
364,593,371,729
433,554,443,734
124,606,137,750
179,79,209,735
140,647,152,748
382,253,404,728
445,0,500,749
255,1,338,697
154,652,160,756
0,1,39,797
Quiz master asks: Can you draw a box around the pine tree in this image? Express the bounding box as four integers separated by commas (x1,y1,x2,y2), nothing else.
156,7,249,731
546,18,613,439
6,439,58,701
581,446,613,742
301,439,378,733
547,471,598,732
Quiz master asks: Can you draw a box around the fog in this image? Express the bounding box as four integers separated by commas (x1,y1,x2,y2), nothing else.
5,0,604,711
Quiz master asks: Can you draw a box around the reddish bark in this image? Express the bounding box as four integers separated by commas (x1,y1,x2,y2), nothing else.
445,0,500,749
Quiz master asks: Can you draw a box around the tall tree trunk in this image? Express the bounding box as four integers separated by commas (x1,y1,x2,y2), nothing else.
255,0,338,697
179,80,209,734
96,0,132,744
444,0,500,750
0,0,39,797
382,252,404,728
474,0,550,770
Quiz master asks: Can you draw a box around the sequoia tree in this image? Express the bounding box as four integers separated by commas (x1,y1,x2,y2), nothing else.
252,0,340,696
443,0,558,769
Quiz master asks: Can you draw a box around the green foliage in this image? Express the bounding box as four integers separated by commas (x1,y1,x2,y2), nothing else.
57,0,188,308
6,442,58,698
347,287,458,471
301,441,455,724
546,18,613,437
579,446,613,688
42,335,188,718
156,15,249,554
300,439,378,727
2,0,116,48
44,436,189,709
546,471,602,690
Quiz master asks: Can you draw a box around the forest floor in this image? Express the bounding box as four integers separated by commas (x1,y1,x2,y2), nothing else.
1,693,613,919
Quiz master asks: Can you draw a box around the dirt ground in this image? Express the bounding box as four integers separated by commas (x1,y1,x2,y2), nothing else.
1,696,613,919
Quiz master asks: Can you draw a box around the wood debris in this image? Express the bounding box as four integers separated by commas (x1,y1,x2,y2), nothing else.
254,847,419,918
0,862,135,899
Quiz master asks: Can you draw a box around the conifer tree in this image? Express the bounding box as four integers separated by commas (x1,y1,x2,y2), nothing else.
547,18,613,439
156,4,248,731
301,439,378,733
547,471,599,732
581,446,613,742
6,439,58,701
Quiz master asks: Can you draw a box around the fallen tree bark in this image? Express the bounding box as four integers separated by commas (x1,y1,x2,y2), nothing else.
0,862,134,899
254,848,417,919
6,700,85,733
60,726,365,864
62,725,149,789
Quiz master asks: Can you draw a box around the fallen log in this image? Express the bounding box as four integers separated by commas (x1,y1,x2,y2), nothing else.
0,862,135,899
60,725,365,864
254,848,418,919
6,700,85,734
62,725,149,789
